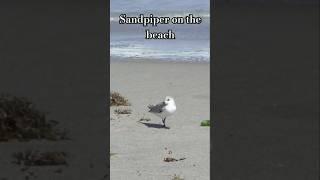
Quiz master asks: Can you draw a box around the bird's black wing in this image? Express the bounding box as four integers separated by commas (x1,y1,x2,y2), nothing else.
148,101,166,113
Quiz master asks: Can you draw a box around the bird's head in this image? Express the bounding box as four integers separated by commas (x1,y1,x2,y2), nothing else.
164,96,175,105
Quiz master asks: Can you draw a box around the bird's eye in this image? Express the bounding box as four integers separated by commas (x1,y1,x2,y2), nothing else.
167,99,170,101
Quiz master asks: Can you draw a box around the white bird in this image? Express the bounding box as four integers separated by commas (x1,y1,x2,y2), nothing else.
148,96,176,127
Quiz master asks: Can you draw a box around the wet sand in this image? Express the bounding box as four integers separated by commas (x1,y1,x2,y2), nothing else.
110,60,210,180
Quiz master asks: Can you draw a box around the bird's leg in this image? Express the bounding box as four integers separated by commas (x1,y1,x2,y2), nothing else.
162,118,166,127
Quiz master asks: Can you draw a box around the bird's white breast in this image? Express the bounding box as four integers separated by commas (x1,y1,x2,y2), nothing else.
165,103,176,115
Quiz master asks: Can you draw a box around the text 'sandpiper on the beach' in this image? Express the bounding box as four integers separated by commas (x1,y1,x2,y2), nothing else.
118,14,202,39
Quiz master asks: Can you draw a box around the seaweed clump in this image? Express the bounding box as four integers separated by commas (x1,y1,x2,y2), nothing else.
114,108,132,115
13,151,67,166
200,120,210,127
0,94,68,142
110,92,130,106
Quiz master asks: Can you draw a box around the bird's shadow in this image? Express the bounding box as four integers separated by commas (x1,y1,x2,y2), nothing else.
139,122,170,129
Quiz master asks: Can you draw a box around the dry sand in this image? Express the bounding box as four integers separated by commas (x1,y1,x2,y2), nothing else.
110,60,210,180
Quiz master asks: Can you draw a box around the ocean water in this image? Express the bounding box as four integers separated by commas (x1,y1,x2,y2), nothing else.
110,11,210,62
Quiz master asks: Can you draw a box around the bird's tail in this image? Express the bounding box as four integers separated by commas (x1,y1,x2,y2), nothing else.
147,104,153,111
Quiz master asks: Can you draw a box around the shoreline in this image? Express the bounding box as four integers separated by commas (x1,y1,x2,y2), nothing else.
110,56,210,64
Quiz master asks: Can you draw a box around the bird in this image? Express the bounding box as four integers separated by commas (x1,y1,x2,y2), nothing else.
148,96,176,127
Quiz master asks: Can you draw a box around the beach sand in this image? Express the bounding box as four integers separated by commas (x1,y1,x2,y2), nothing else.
110,60,210,180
